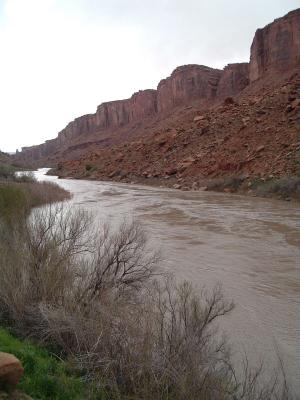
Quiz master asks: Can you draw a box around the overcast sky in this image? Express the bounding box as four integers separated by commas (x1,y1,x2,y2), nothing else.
0,0,299,152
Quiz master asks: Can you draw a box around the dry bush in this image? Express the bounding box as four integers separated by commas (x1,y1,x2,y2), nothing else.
0,204,292,399
0,205,90,327
0,205,158,328
35,279,290,399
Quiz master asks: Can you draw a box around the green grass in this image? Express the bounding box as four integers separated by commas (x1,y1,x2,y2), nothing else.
0,328,104,400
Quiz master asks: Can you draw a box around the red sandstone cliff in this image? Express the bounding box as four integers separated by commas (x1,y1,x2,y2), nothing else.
16,8,300,166
96,90,157,129
18,63,250,164
157,65,222,114
217,63,250,98
250,9,300,81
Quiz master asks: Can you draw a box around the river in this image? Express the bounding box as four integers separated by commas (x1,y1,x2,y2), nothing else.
36,168,300,396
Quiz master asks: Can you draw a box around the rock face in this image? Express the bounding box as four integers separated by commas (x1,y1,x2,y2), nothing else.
0,352,24,389
157,65,222,114
217,63,250,98
250,9,300,81
20,65,247,163
58,114,97,144
16,8,300,165
96,90,157,128
21,139,57,162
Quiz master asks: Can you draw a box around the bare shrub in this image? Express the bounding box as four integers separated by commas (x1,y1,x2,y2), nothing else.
0,205,158,329
0,205,90,327
35,278,290,399
78,220,160,301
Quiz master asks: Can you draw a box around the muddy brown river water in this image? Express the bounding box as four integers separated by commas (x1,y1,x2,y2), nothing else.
36,168,300,396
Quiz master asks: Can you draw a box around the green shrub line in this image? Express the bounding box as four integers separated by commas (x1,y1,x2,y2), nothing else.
251,176,300,198
205,174,300,200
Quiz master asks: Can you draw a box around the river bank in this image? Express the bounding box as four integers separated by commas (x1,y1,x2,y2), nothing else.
48,165,300,202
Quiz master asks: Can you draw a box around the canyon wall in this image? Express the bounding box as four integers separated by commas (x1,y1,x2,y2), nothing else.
21,138,57,161
250,9,300,81
217,63,250,98
20,63,251,162
18,9,300,163
157,65,222,114
96,90,157,129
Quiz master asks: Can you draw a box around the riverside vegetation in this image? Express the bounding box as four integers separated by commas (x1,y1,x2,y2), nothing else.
0,165,294,399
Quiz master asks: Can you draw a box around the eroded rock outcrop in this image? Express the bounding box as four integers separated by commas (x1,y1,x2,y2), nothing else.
96,90,157,128
58,114,97,144
157,65,222,114
217,63,250,98
21,138,57,161
250,9,300,81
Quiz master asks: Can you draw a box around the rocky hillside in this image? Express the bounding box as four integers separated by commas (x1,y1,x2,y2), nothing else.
53,71,300,191
16,63,250,165
15,9,300,194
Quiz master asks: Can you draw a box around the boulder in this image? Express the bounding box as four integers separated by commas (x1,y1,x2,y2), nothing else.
256,145,265,153
0,353,24,389
173,184,182,190
193,115,206,122
290,98,300,109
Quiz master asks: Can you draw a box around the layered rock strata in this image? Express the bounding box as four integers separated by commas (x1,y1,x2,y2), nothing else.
250,9,300,81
